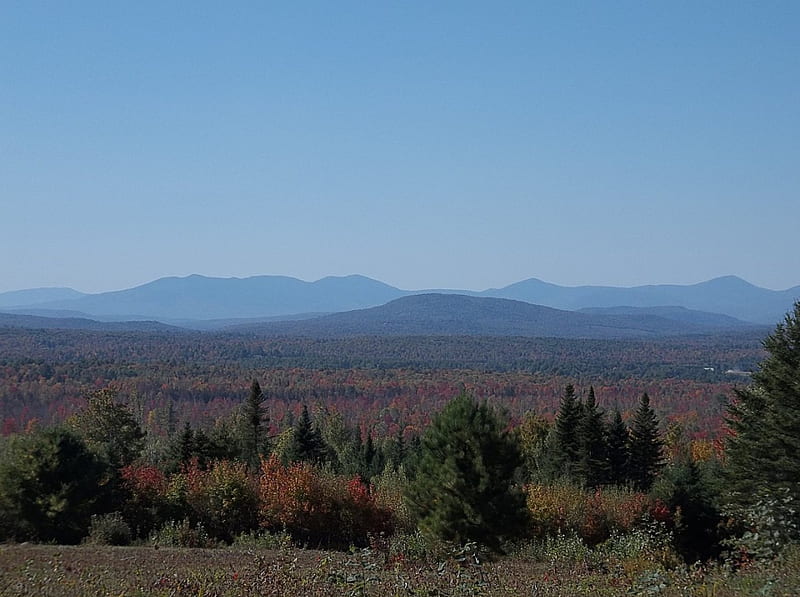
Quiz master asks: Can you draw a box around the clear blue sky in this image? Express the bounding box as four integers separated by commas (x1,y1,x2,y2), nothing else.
2,2,798,293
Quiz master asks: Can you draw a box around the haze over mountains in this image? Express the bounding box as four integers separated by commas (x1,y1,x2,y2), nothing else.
0,274,796,337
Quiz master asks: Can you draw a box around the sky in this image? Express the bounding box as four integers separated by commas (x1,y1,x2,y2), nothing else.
2,2,798,294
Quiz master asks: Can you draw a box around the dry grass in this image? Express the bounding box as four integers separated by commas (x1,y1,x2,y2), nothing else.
1,542,799,596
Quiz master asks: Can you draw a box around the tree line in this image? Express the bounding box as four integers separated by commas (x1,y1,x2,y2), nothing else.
0,303,798,563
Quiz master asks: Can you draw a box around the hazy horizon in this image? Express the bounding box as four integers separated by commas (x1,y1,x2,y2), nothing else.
3,3,798,295
2,271,798,297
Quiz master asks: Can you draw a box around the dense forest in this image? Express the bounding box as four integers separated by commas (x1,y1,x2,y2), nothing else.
1,308,799,595
0,327,762,440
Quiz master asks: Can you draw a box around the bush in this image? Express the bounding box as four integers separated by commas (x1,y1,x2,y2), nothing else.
258,455,395,547
231,529,293,550
120,464,174,538
525,483,660,545
723,487,800,562
149,519,216,548
183,459,259,542
85,512,132,546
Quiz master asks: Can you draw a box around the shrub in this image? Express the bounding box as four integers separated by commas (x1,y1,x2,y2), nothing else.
723,487,800,562
258,455,395,547
85,512,132,546
150,519,216,548
231,529,293,550
525,483,658,545
120,464,174,538
184,459,259,543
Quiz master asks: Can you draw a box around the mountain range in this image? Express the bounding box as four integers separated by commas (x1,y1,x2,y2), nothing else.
0,274,796,337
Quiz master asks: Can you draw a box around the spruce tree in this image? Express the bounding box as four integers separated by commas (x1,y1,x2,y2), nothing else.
577,386,608,487
726,301,800,504
548,384,583,480
239,379,268,470
628,393,664,491
606,408,630,486
405,391,527,550
172,421,195,469
285,404,325,464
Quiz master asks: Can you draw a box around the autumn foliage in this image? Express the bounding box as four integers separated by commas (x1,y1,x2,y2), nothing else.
258,455,393,546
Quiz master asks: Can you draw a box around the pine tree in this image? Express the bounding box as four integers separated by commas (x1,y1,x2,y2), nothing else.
405,392,527,550
239,379,268,470
628,393,664,491
606,408,630,486
0,428,112,544
577,386,608,487
726,301,800,504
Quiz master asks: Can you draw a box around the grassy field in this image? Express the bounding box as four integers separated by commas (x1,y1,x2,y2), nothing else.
2,543,800,596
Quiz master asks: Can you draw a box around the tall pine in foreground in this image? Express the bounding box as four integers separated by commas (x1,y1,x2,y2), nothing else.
239,380,269,470
727,301,800,505
627,392,663,491
405,391,527,551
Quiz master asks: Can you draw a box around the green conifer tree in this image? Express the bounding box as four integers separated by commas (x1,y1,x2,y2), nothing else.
239,379,268,470
628,392,664,491
0,428,112,543
606,408,630,486
577,386,608,487
404,391,527,551
548,384,583,480
285,404,325,464
726,302,800,505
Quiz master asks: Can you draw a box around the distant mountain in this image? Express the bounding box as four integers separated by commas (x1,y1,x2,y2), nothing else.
22,274,406,320
0,312,185,332
484,276,800,324
0,287,86,308
232,294,759,339
577,305,753,329
3,274,798,325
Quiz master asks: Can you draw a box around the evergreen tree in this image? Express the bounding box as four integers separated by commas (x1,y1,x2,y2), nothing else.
652,457,723,562
172,421,195,469
726,301,800,505
577,386,608,487
360,431,384,480
285,404,325,464
628,393,664,491
548,384,583,479
404,391,527,551
606,408,630,486
239,379,268,470
0,428,112,544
